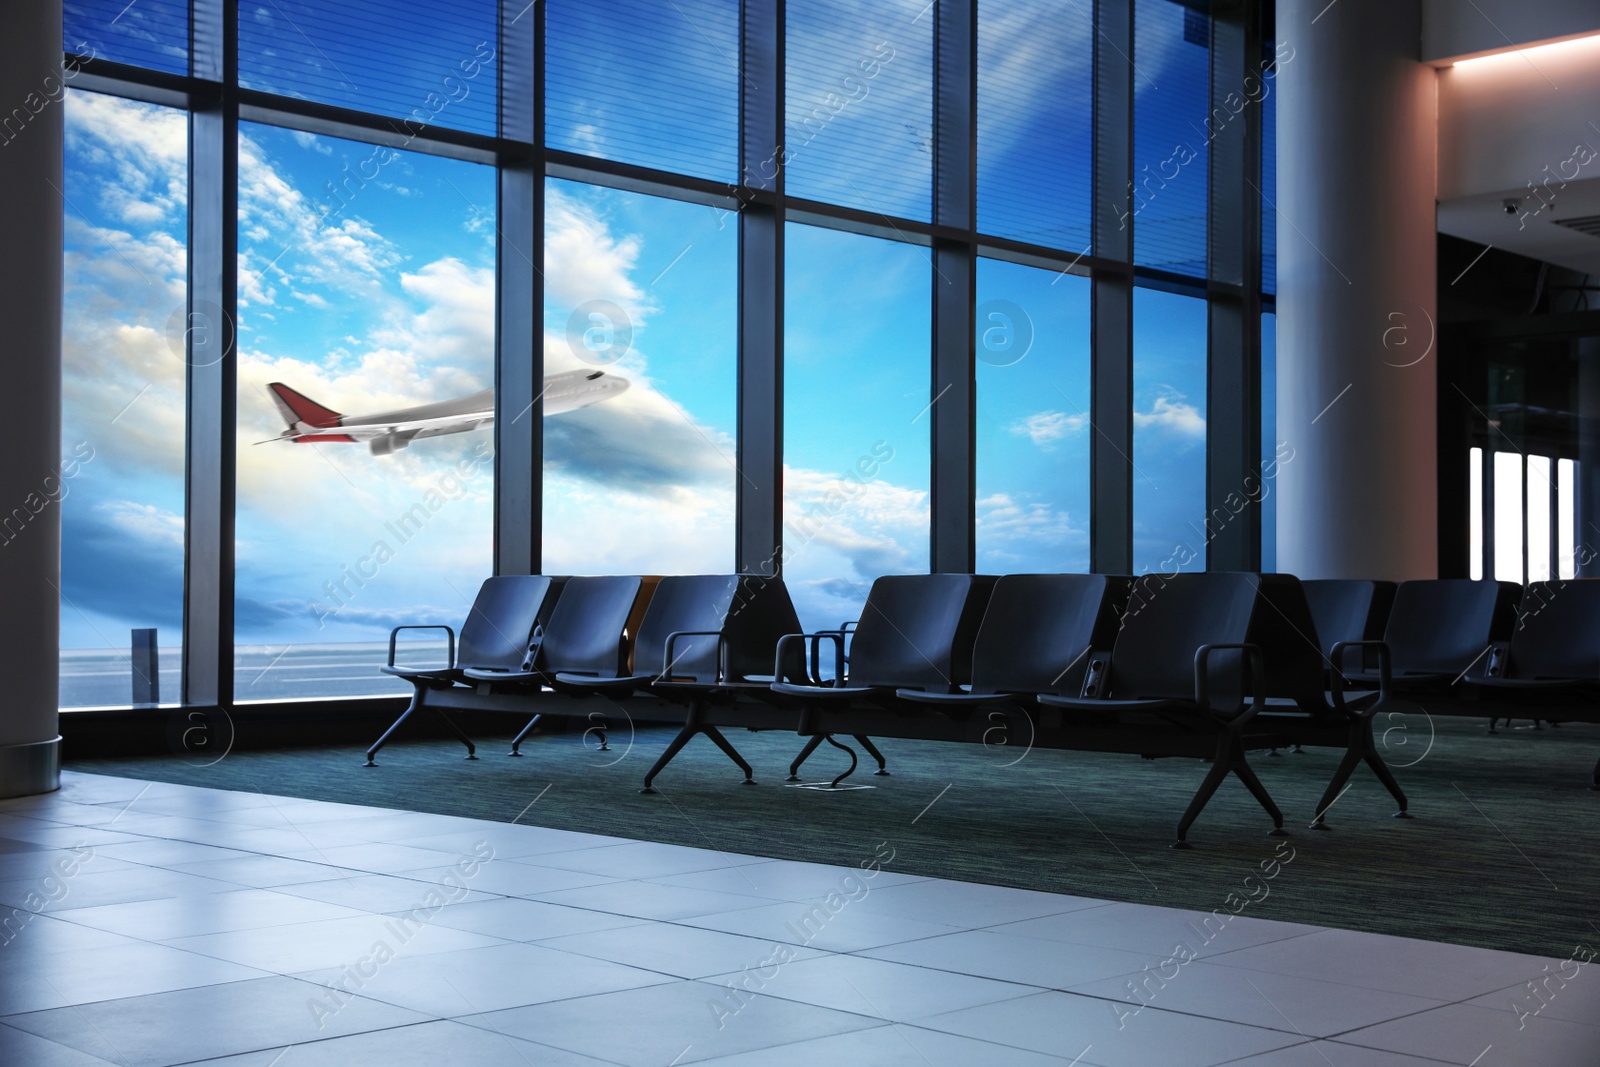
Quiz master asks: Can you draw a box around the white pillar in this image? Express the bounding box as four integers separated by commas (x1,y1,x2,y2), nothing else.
0,2,64,795
1276,0,1438,580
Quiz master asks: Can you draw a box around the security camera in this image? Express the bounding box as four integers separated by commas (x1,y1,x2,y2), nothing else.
1503,199,1520,215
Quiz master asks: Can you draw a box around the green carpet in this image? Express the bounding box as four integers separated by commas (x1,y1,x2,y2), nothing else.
71,711,1600,960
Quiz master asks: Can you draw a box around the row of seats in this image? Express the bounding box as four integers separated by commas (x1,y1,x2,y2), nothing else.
366,572,1600,847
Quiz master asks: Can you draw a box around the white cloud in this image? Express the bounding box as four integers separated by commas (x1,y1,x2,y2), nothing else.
100,501,185,549
1009,410,1088,446
1134,392,1206,437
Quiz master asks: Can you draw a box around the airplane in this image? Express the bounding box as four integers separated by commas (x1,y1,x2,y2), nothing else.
261,369,629,455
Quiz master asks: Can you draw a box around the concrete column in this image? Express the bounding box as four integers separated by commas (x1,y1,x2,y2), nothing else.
1276,0,1438,580
0,3,64,795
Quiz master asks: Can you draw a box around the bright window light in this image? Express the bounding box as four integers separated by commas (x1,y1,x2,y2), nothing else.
1469,447,1483,580
1493,451,1523,584
1527,455,1551,583
1558,458,1577,579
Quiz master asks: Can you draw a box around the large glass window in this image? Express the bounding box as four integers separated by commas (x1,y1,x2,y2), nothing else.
65,0,189,74
239,2,498,136
783,224,930,633
1133,0,1210,277
975,260,1092,573
542,179,737,576
59,91,188,708
785,0,934,222
233,123,496,700
977,0,1093,252
546,0,739,181
1133,287,1207,575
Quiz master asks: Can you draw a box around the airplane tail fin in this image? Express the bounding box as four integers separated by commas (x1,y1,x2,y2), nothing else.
264,383,354,443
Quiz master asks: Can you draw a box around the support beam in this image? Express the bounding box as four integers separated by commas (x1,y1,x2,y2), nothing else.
1205,0,1264,570
930,0,977,573
1277,0,1438,580
737,0,785,576
0,0,65,795
184,0,238,707
494,0,542,575
1092,0,1135,575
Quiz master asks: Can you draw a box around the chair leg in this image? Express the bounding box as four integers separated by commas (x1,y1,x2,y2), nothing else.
1591,754,1600,791
1174,741,1233,849
640,725,699,794
1311,744,1364,829
1360,726,1410,817
788,734,826,781
853,735,890,775
366,688,423,766
823,734,858,788
1228,743,1286,834
431,706,477,760
508,713,542,756
702,725,756,784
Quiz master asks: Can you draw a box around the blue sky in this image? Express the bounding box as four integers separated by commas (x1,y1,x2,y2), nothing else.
58,0,1229,691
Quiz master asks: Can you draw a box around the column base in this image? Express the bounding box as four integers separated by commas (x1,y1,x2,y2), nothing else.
0,736,61,798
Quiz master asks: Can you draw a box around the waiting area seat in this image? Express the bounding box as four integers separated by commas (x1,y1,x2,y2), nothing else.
1463,578,1600,788
771,573,996,785
366,574,556,765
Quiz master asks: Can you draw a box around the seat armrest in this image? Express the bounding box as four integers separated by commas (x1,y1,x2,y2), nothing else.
1194,643,1264,722
775,632,845,686
662,630,728,684
1482,640,1510,679
388,624,455,670
1329,640,1391,710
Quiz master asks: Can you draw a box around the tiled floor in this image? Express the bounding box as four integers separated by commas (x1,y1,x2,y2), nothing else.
0,772,1592,1066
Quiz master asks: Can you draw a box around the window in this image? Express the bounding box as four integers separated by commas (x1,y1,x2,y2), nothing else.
784,224,929,633
65,0,188,74
785,0,934,222
546,0,739,181
542,180,737,576
975,260,1092,573
239,1,498,136
233,123,496,700
59,92,188,708
1261,42,1278,296
1133,286,1207,574
977,0,1093,252
1133,0,1210,276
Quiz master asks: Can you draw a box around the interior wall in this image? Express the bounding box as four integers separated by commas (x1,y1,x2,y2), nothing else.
1423,0,1600,63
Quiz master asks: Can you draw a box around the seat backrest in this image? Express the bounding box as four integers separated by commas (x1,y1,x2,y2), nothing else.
1107,572,1260,701
536,575,645,676
456,576,556,672
1248,574,1335,710
968,574,1125,696
1384,579,1520,674
1302,579,1396,657
630,575,741,681
1506,580,1600,679
846,574,993,691
629,575,808,684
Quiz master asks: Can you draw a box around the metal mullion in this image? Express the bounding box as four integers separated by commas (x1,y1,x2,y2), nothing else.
1204,0,1262,572
737,0,784,576
930,0,976,574
494,0,541,576
182,0,237,708
1092,0,1134,575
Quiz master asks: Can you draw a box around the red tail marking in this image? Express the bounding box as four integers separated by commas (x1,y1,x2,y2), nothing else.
269,382,343,429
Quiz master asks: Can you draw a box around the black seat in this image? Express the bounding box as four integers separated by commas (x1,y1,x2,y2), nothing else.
1037,572,1284,847
471,575,645,756
771,573,996,784
1341,579,1519,689
897,573,1125,708
1302,579,1396,672
365,575,556,765
561,574,809,792
1465,579,1600,788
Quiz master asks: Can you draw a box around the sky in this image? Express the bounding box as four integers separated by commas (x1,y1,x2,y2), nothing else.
57,0,1238,694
